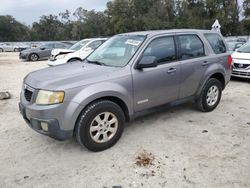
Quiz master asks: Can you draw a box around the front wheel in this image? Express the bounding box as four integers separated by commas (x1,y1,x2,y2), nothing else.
197,78,222,112
75,100,125,152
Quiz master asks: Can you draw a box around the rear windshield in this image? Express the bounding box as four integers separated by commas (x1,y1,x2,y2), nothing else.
204,33,226,54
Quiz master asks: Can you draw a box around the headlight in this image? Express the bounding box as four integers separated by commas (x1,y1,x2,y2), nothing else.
36,90,64,105
55,54,66,60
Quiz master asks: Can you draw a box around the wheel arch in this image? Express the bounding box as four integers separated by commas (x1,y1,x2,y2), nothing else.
210,72,225,89
78,96,130,122
196,71,226,97
67,57,82,62
72,95,130,135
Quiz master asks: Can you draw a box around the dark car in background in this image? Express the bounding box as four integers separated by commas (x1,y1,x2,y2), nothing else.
19,42,72,61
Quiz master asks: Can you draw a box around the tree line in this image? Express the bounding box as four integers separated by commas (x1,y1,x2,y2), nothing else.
1,0,250,42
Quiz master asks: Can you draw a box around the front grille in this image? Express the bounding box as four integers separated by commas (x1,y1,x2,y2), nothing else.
23,84,35,102
233,63,250,69
24,89,33,102
232,70,250,77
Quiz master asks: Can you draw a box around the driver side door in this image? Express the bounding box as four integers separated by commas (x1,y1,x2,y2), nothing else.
132,35,181,112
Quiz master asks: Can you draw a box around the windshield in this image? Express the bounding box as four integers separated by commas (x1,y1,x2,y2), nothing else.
86,35,145,67
237,42,250,53
70,39,91,51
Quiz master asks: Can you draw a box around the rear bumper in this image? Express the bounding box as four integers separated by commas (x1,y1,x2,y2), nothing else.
19,102,72,140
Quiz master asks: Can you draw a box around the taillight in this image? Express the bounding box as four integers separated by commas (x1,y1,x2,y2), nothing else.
227,55,233,69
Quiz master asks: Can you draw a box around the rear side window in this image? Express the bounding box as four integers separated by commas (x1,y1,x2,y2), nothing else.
55,43,67,48
178,35,205,60
142,36,177,64
204,33,226,54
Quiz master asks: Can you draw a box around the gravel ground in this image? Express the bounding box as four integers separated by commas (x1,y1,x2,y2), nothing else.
0,52,250,188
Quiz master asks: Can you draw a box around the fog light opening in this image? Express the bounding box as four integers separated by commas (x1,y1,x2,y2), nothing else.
41,122,48,132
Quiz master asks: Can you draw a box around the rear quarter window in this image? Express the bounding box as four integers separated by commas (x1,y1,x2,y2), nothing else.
204,33,226,54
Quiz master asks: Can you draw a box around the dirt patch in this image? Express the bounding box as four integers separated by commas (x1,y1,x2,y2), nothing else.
135,150,155,167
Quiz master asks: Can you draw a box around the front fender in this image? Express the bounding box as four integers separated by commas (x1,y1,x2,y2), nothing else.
70,82,133,123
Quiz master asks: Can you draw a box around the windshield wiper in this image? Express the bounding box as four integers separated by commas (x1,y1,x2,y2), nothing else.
86,59,106,66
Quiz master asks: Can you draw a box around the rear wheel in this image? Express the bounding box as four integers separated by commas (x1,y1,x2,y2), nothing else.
75,100,125,152
29,53,39,61
197,78,222,112
0,48,3,52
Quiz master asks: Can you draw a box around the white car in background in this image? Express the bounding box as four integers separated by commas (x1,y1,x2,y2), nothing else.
0,43,20,52
232,42,250,79
47,38,107,66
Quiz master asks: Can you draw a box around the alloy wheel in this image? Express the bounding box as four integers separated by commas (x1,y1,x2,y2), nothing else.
206,85,219,106
89,112,118,143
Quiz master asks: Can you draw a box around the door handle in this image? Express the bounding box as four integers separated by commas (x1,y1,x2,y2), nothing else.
202,61,209,66
167,68,177,74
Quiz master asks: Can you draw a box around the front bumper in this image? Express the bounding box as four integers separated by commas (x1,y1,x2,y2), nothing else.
19,102,73,140
232,68,250,79
47,59,67,66
19,53,29,60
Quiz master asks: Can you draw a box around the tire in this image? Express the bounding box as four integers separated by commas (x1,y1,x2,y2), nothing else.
197,78,222,112
0,48,3,52
29,53,39,61
75,100,125,152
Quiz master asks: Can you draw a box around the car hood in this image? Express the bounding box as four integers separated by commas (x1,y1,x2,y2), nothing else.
51,49,75,56
25,61,120,90
232,52,250,60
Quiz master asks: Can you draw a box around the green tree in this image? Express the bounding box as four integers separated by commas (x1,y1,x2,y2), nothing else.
242,0,250,35
30,15,63,41
0,15,30,41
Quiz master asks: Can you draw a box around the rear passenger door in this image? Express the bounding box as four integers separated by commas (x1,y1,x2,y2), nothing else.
177,34,208,98
133,35,181,112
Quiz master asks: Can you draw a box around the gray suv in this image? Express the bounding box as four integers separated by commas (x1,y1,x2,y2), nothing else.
19,30,232,151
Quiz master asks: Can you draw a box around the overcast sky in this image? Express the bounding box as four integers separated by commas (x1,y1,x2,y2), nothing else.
0,0,244,26
0,0,110,25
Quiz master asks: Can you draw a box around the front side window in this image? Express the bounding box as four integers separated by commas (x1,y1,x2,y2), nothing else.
142,36,177,64
204,33,226,54
178,35,205,60
87,35,145,67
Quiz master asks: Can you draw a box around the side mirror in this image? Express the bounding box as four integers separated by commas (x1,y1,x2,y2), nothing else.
136,56,157,69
